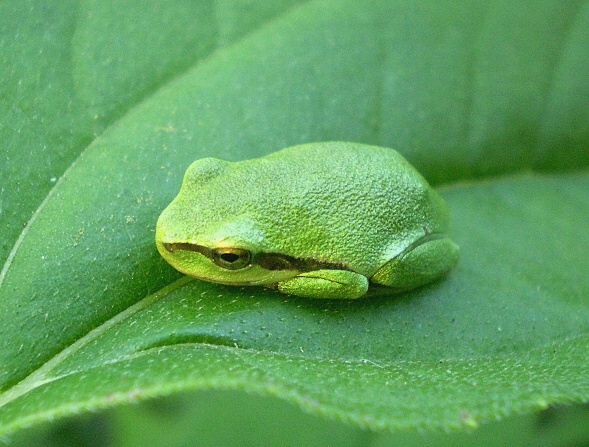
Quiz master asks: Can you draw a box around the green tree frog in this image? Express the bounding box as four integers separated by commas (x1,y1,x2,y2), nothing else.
156,142,459,299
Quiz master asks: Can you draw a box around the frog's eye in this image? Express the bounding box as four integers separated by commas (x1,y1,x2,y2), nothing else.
211,247,252,270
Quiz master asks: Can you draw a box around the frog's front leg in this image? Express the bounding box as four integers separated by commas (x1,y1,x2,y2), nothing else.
371,233,459,292
277,269,369,299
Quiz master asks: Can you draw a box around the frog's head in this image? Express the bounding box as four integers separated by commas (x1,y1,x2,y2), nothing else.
156,213,301,286
155,158,299,286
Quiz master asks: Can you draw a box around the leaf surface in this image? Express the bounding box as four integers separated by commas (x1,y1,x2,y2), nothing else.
1,0,588,435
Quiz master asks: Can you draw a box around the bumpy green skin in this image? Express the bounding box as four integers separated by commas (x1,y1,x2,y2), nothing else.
156,142,459,299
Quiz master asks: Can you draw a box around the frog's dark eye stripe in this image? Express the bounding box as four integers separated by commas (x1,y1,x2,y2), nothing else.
256,253,295,270
162,242,211,258
256,253,346,272
163,243,252,269
163,242,348,272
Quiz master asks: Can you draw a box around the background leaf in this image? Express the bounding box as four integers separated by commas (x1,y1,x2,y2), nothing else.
1,0,588,438
8,395,589,447
0,0,305,266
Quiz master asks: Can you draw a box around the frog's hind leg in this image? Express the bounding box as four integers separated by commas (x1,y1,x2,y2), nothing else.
370,232,459,292
278,269,369,299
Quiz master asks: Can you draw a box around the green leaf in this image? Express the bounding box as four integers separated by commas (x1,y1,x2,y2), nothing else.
1,0,589,436
2,172,589,433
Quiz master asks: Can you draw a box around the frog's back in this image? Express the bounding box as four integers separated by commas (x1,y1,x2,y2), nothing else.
252,142,447,275
198,142,448,275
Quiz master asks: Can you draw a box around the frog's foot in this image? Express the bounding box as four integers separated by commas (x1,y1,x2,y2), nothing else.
371,234,459,292
277,269,369,299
